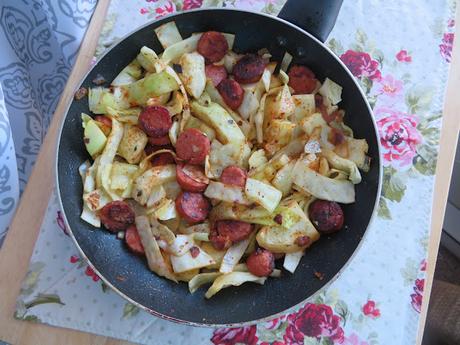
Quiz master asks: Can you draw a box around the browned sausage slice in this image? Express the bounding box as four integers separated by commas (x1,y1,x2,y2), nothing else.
139,106,172,138
94,115,112,128
148,135,171,146
175,192,211,224
125,225,145,255
205,64,228,87
176,164,209,192
220,165,247,188
151,152,175,167
176,128,210,165
210,220,253,249
288,65,318,95
217,79,244,110
99,201,135,232
232,54,266,84
246,248,275,277
197,31,229,63
308,200,344,234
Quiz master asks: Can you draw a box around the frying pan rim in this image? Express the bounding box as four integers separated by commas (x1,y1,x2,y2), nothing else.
55,7,383,328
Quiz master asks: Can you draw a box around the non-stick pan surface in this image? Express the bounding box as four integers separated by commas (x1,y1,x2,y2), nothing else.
57,7,381,326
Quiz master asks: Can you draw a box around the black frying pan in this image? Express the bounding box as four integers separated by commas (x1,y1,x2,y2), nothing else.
57,0,382,327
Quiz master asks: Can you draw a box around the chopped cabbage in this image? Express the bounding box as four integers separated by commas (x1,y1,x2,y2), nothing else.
248,149,268,170
88,87,129,114
155,21,183,49
136,216,177,281
205,272,266,298
272,160,296,196
204,181,250,205
219,238,250,273
111,59,142,86
154,199,177,221
283,251,304,273
322,149,362,184
83,118,107,157
189,272,221,293
292,156,355,203
146,185,166,209
280,51,293,72
179,52,206,99
319,78,342,105
120,70,179,106
132,164,176,205
245,178,282,213
170,246,215,273
117,124,148,164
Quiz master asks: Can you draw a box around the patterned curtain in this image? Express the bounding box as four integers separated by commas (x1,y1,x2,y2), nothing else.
0,0,97,244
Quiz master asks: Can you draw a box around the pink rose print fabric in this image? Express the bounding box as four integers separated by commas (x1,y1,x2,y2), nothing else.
375,108,422,169
211,326,258,345
340,50,381,81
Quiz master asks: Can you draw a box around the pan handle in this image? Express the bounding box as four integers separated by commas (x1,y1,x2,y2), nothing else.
277,0,343,42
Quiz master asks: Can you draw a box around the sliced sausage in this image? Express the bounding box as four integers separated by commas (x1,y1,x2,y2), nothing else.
94,115,112,128
144,143,173,156
197,31,229,63
175,191,211,224
220,165,247,188
151,152,175,167
210,220,253,249
148,135,171,146
176,128,210,165
308,200,344,234
99,201,135,232
232,54,266,84
139,106,172,138
288,65,318,95
176,164,209,192
246,248,275,277
125,225,145,255
205,64,228,87
217,79,244,110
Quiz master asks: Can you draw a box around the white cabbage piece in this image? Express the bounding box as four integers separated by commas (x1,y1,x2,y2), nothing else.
106,107,141,125
280,51,293,72
83,189,110,211
205,272,266,299
248,149,268,170
283,250,304,273
168,234,195,257
132,164,177,205
153,199,177,221
135,215,177,281
81,204,101,227
272,160,297,196
204,181,250,205
111,59,142,86
220,239,251,273
179,52,206,99
155,21,183,49
146,185,166,209
322,149,362,184
292,156,355,203
180,221,211,234
188,272,221,294
319,78,342,105
110,162,138,191
117,124,148,164
245,178,282,213
137,46,163,73
170,246,215,273
96,118,124,192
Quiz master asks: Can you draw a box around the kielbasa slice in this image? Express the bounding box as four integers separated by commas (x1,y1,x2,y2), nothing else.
139,106,172,138
176,128,210,165
217,79,244,110
176,164,209,192
99,201,135,232
288,65,318,95
232,54,266,84
151,152,175,167
220,165,247,188
197,31,229,63
125,225,145,255
175,192,211,224
94,115,112,128
210,220,253,249
205,64,228,87
148,135,171,146
246,248,275,277
308,200,344,234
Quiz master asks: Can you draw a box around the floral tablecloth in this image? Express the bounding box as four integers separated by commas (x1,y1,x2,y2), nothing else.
14,0,457,344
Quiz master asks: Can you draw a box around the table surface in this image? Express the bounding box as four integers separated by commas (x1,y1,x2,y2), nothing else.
0,1,459,344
